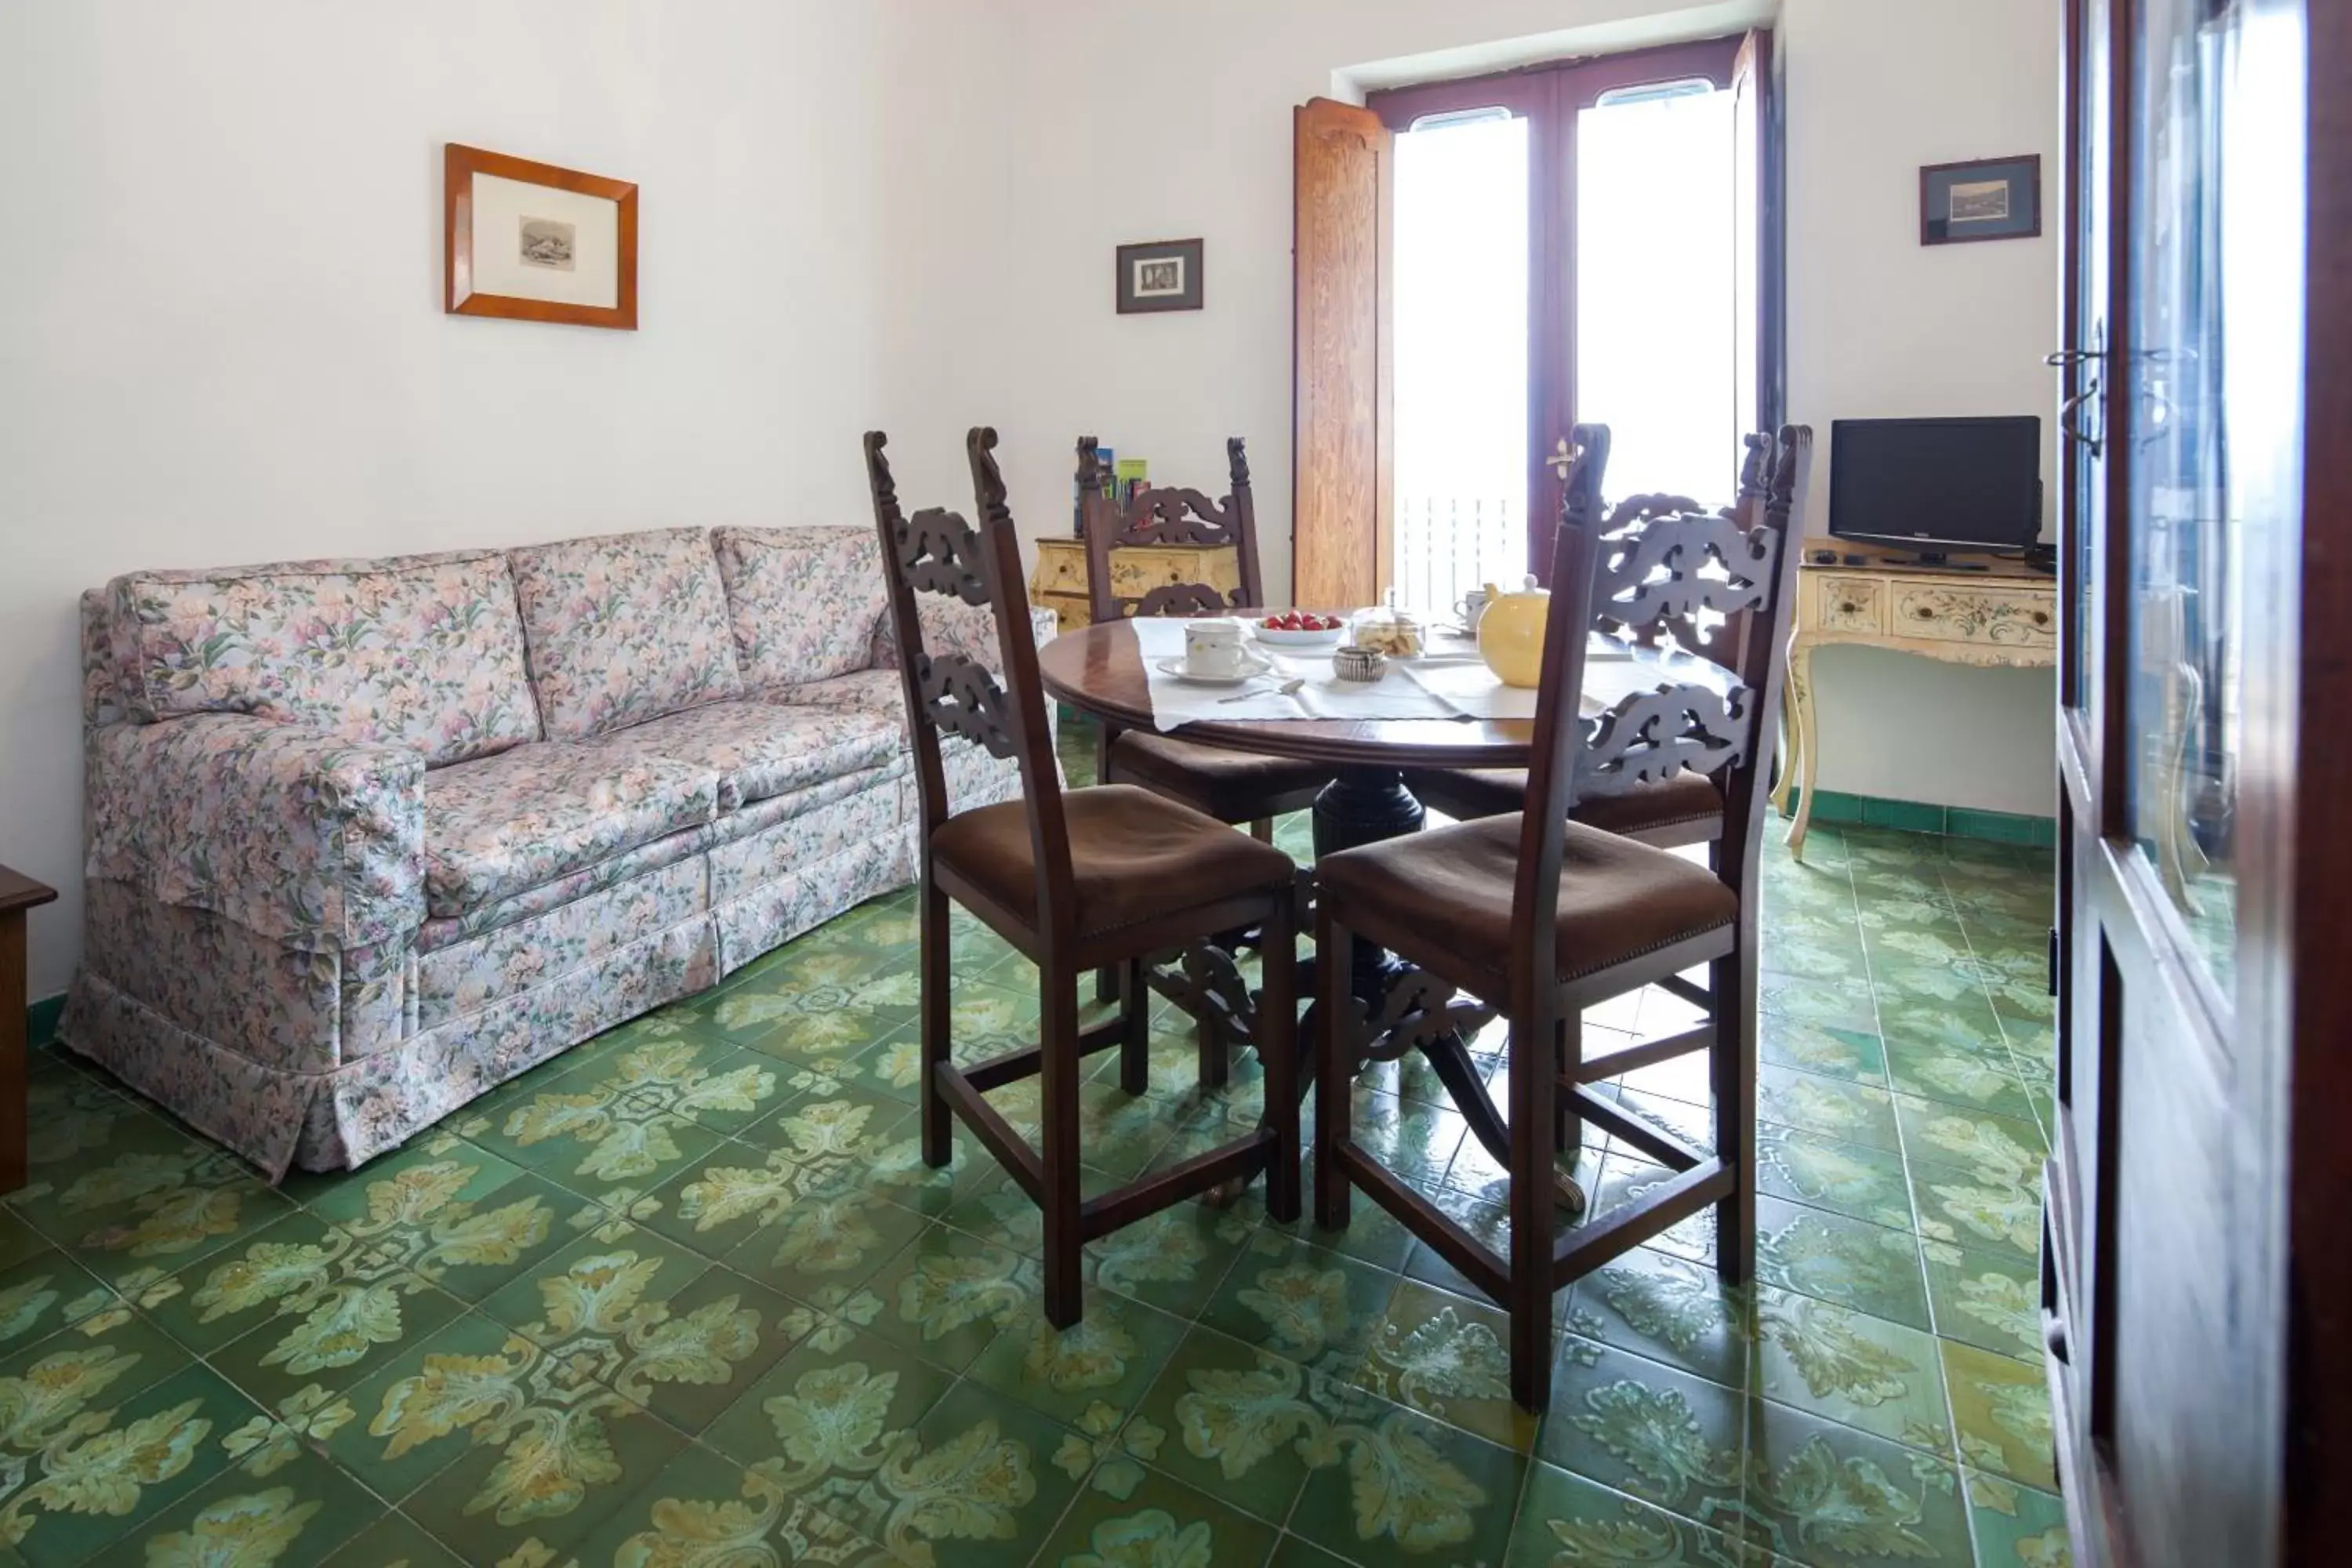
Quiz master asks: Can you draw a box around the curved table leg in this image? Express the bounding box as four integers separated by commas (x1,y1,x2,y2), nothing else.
1784,635,1821,862
1769,668,1799,818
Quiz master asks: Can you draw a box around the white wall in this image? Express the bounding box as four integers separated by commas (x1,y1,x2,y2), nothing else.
1783,0,2060,815
881,0,2060,818
0,1,895,997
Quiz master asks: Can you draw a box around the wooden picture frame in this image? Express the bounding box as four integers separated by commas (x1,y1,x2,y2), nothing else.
1116,238,1205,314
445,143,638,329
1919,154,2042,245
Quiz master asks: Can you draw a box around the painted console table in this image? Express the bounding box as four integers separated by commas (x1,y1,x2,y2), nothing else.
0,866,56,1194
1773,551,2058,858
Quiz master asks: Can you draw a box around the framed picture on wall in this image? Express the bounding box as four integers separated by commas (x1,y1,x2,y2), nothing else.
445,144,638,329
1116,238,1204,314
1919,155,2042,245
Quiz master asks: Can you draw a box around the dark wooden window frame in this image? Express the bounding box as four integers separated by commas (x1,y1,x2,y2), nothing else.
1368,36,1755,576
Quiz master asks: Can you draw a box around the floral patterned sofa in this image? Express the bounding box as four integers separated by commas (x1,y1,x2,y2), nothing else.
61,525,1051,1178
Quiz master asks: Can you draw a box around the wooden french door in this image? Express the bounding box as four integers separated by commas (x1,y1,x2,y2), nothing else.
2048,1,2347,1563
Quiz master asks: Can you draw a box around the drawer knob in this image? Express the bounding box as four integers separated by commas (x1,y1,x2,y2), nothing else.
1915,607,1935,619
2031,611,2050,626
1838,602,1857,614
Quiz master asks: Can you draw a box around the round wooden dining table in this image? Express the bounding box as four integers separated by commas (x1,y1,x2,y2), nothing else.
1038,617,1732,1183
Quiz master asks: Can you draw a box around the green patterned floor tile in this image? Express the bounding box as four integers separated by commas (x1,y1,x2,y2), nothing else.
1506,1461,1748,1567
702,1324,957,1481
1349,1087,1468,1192
1537,1335,1747,1533
1039,1461,1283,1568
1922,1240,2042,1363
564,1441,878,1566
0,1209,51,1272
290,1133,607,1305
22,1059,151,1181
1587,1155,1719,1268
0,1359,257,1567
1269,1534,1357,1568
1127,1325,1321,1526
1289,1381,1527,1566
862,1221,1037,1373
1909,1157,2045,1262
1755,1195,1932,1332
1966,1471,2072,1567
1756,972,1878,1033
1759,1017,1890,1087
82,1441,383,1568
965,1279,1189,1431
1200,1232,1399,1374
1896,1095,2047,1169
316,1508,468,1567
1354,1277,1541,1454
1758,1123,1918,1232
1564,1244,1751,1392
456,1076,728,1212
1083,1196,1258,1319
0,1295,187,1424
329,1308,688,1563
1743,1386,1973,1566
877,1379,1085,1568
1612,1046,1719,1111
1941,1340,2056,1490
0,1247,121,1358
7,1112,299,1290
1758,1063,1902,1152
1754,1284,1955,1457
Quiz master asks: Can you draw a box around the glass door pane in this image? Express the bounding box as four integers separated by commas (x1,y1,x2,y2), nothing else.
1575,84,1737,501
2122,0,2304,1004
1392,111,1530,616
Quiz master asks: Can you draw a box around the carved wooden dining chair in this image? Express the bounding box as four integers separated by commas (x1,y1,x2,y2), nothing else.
1312,423,1808,1411
1078,436,1334,840
868,426,1302,1327
1403,430,1788,851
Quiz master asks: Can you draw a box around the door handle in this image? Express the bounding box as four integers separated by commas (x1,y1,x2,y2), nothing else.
2044,348,2106,368
2058,382,2102,459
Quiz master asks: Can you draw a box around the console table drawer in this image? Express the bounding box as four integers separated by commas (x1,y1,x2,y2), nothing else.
1889,586,2058,648
1813,575,1888,633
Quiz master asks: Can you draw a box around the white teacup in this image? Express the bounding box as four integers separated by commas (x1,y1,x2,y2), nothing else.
1457,588,1490,630
1183,619,1247,678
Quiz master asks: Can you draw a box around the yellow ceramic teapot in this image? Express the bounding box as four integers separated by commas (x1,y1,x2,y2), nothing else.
1476,574,1549,688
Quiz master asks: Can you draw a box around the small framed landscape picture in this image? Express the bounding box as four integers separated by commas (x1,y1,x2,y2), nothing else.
1116,238,1204,314
445,143,639,329
1920,155,2042,245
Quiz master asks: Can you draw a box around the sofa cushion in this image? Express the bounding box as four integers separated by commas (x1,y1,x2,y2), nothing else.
764,669,907,728
592,699,903,813
423,742,720,916
107,550,540,766
508,528,742,741
713,527,889,691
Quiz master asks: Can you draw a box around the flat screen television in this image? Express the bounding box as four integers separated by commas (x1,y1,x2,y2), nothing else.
1828,416,2043,553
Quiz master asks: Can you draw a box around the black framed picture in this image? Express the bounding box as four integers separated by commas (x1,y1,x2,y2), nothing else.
1919,155,2042,245
1116,238,1204,314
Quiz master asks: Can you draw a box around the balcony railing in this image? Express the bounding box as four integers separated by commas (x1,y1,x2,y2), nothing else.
1392,494,1524,617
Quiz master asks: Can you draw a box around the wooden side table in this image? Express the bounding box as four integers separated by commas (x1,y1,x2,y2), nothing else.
0,867,56,1195
1027,537,1240,633
1770,551,2059,858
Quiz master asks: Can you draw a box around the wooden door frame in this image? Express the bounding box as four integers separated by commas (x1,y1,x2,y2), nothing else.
1367,34,1752,581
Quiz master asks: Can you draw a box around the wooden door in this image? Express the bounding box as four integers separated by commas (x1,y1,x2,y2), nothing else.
1292,97,1391,611
2049,1,2339,1563
1730,28,1784,441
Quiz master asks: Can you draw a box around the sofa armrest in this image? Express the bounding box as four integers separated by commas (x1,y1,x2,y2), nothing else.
86,715,426,952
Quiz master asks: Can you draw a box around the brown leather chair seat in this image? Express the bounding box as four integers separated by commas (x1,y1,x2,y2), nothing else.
934,783,1296,935
1408,767,1723,840
1109,731,1333,822
1317,812,1737,986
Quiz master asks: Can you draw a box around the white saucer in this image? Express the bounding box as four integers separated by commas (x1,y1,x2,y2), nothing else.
1154,655,1274,688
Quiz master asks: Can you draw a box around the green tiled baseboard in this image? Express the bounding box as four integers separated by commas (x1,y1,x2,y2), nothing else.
1787,789,2056,848
26,994,63,1049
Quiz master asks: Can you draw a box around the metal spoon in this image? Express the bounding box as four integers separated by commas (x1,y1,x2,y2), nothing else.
1219,677,1305,704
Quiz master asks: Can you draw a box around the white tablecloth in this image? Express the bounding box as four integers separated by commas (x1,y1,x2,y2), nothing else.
1131,619,1632,731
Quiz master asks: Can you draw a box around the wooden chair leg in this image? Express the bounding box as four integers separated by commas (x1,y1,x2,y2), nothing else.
1313,909,1353,1232
1094,964,1122,1007
1250,817,1275,843
1197,1015,1230,1091
1259,895,1301,1222
1118,957,1150,1096
920,878,952,1168
1041,968,1084,1328
1508,1002,1557,1413
1555,1014,1581,1153
1711,948,1758,1286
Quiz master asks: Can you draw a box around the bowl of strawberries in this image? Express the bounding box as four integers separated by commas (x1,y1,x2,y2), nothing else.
1252,610,1348,648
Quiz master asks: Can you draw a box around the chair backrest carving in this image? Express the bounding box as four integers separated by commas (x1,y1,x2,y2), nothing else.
1080,436,1266,624
1574,429,1806,810
868,430,1076,933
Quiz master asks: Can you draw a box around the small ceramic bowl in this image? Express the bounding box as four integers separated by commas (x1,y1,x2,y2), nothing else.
1333,645,1386,682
